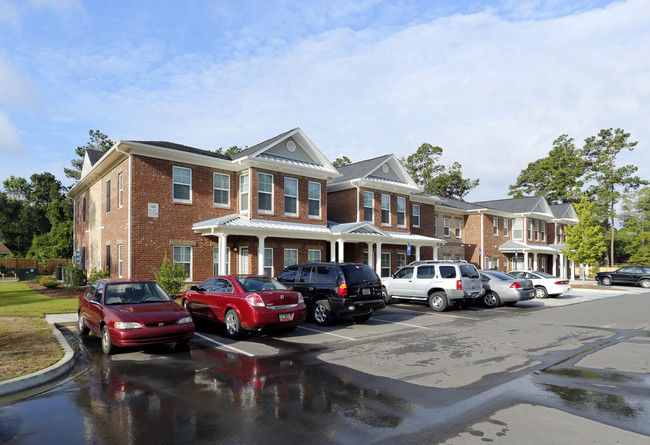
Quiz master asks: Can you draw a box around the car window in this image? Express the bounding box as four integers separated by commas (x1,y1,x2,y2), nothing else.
508,271,523,278
199,278,217,291
341,264,379,284
535,272,554,278
298,266,313,283
394,267,414,279
439,266,456,279
618,267,633,274
643,267,650,274
315,266,336,283
236,276,286,292
460,265,479,279
93,283,104,303
84,283,98,301
106,282,171,304
213,278,234,293
484,271,511,281
417,266,435,279
277,266,298,283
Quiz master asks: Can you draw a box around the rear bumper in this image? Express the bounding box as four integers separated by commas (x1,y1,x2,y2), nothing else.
501,288,536,302
241,306,307,330
330,298,385,316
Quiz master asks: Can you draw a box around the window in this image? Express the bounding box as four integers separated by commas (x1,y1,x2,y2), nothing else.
308,181,321,218
106,180,111,213
541,223,546,242
396,197,406,227
264,248,273,276
239,174,249,213
455,219,462,238
173,166,191,202
443,217,451,237
434,215,438,236
381,252,391,277
284,249,298,268
504,219,509,237
118,173,123,208
527,219,533,240
493,217,498,235
213,247,230,275
284,177,298,216
363,191,374,222
504,256,509,271
118,244,123,278
258,172,273,213
173,246,192,280
105,245,111,276
239,247,249,274
381,194,390,225
213,173,230,206
308,249,321,262
541,257,546,272
82,197,86,222
397,253,406,268
417,266,435,279
513,219,523,240
412,204,420,228
535,221,540,241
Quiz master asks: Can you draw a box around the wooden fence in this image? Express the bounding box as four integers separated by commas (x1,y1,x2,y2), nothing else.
0,258,71,275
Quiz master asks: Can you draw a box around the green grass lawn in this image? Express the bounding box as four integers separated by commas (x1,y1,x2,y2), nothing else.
0,281,79,316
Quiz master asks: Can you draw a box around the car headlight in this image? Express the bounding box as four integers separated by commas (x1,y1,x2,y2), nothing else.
114,321,143,329
177,316,193,325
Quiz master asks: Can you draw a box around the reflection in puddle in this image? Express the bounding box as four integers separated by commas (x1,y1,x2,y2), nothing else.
539,368,643,383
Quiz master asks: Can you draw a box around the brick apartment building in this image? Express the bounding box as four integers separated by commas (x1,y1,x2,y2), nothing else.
67,127,577,282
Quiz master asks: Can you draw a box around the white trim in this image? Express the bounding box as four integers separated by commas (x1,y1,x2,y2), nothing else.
172,166,192,204
381,193,391,226
258,172,274,214
308,181,321,219
363,191,374,223
284,177,299,217
397,196,406,228
213,172,230,208
412,204,420,228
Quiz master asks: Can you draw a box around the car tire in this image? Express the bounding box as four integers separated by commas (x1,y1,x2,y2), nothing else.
78,313,89,336
101,325,115,355
312,300,334,326
353,313,372,323
224,309,244,339
484,292,501,308
601,276,612,286
534,286,548,299
183,299,192,314
428,291,448,312
640,279,650,289
382,287,393,304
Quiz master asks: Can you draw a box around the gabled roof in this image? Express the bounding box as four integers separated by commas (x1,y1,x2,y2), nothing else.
474,196,553,216
127,141,230,160
0,241,11,255
87,149,105,166
231,129,296,160
549,203,578,221
436,196,486,211
328,154,420,193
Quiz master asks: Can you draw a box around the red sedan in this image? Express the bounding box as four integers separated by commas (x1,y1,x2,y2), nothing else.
78,279,195,354
181,275,307,338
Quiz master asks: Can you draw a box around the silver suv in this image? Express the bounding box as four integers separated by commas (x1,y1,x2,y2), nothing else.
382,261,484,312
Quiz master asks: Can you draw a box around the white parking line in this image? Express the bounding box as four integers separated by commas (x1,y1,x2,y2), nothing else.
296,325,357,340
370,317,438,331
194,332,255,357
388,306,480,320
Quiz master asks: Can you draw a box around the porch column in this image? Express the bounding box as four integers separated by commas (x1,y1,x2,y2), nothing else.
375,243,383,276
338,240,345,263
330,240,337,262
434,245,439,260
533,253,538,271
524,252,529,270
559,253,565,279
257,235,266,275
219,234,228,275
367,242,373,266
570,260,575,280
553,254,558,277
415,245,421,262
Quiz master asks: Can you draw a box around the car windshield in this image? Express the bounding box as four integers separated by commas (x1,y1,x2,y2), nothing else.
459,265,480,279
341,264,379,283
534,271,555,278
483,271,513,281
236,276,288,292
104,282,171,305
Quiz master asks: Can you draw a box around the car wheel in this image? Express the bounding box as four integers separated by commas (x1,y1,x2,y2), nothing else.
601,276,612,286
534,286,548,299
101,325,115,355
312,300,334,326
353,313,372,323
77,313,89,335
382,287,393,304
428,291,448,312
224,310,244,339
640,279,650,289
183,299,192,313
484,292,501,308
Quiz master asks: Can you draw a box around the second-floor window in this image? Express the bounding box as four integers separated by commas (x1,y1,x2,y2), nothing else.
284,177,298,216
381,194,390,225
443,217,451,237
535,221,540,241
412,204,420,228
541,223,546,242
455,219,462,237
258,172,273,213
527,219,533,240
493,217,498,235
397,197,406,227
364,191,374,222
239,173,249,213
504,219,509,236
213,173,230,207
82,197,86,222
106,180,111,213
173,166,191,203
513,219,523,240
118,172,123,208
434,215,438,236
308,181,321,218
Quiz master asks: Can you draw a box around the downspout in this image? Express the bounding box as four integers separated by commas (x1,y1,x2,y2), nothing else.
115,144,132,278
480,211,484,270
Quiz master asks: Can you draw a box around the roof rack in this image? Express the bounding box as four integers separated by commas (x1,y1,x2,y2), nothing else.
408,259,468,266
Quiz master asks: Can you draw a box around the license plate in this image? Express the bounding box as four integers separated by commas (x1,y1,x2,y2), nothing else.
362,288,371,295
279,313,293,322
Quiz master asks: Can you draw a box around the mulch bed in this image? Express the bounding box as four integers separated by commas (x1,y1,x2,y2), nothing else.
27,281,85,299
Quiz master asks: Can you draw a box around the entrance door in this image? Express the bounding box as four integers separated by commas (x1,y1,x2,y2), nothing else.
239,247,249,274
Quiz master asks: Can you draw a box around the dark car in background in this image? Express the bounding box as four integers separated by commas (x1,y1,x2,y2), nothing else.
479,270,535,308
78,279,195,355
277,262,385,326
595,265,650,288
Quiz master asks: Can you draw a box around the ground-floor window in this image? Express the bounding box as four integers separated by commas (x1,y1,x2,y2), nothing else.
397,252,406,268
541,257,546,272
118,244,123,278
284,249,298,268
174,245,192,280
308,249,321,263
213,247,230,275
484,256,490,270
264,248,273,276
504,256,509,271
381,252,391,277
239,247,249,274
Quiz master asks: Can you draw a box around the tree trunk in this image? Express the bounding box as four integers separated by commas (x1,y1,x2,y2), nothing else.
610,214,615,268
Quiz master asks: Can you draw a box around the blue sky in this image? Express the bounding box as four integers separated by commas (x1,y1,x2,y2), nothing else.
1,0,647,201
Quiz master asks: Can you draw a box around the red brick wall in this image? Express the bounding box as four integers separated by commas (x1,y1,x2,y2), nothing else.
327,188,358,223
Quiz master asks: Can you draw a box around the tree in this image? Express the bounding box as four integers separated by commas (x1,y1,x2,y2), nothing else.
508,135,585,204
214,145,244,156
332,156,351,168
562,196,606,277
401,143,479,200
582,128,648,266
65,130,114,180
619,187,650,265
154,254,189,295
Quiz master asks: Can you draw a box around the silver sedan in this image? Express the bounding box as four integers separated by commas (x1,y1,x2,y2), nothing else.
479,270,535,308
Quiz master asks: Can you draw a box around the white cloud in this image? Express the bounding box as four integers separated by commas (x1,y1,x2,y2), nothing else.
0,110,24,154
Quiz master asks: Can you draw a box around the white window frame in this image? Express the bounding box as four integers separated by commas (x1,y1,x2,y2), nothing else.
412,204,420,228
284,177,298,216
397,196,406,227
213,246,230,275
239,246,249,274
455,219,462,238
106,180,111,213
239,173,249,213
381,194,390,226
513,219,523,240
541,222,546,242
284,248,298,268
308,181,321,219
527,219,533,240
258,172,274,214
504,219,509,237
173,245,192,281
363,191,374,222
397,252,406,268
213,172,230,207
173,166,192,203
443,217,451,237
535,220,540,241
118,244,123,278
493,217,499,236
434,215,438,236
118,172,123,208
264,248,273,276
308,249,321,262
380,252,391,277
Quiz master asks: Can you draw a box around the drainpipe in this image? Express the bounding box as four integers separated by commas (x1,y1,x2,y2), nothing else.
115,143,132,278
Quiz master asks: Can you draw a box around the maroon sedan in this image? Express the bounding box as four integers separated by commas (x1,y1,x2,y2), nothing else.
78,279,195,354
181,275,307,338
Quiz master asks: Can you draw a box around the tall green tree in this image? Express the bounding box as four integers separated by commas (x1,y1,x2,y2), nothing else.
65,130,114,180
332,156,351,168
619,186,650,265
562,196,606,277
214,145,244,156
582,128,647,266
401,143,479,200
508,135,585,204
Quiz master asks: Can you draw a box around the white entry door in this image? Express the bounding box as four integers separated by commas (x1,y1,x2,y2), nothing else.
239,247,249,274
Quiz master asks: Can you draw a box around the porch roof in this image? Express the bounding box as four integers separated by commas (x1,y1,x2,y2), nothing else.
498,240,561,254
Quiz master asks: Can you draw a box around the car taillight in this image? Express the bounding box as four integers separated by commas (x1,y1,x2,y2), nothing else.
510,282,521,289
338,283,348,296
246,294,265,307
456,280,462,290
555,280,569,285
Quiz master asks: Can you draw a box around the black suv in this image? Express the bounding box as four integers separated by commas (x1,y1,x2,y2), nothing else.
277,262,385,326
595,265,650,288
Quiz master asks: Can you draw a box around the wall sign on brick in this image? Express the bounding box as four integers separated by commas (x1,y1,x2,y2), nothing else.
148,203,159,218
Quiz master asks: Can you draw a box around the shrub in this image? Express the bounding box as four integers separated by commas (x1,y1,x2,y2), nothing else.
39,275,56,285
154,254,189,296
42,279,59,288
88,266,110,283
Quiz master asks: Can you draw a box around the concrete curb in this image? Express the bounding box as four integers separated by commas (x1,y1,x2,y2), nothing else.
0,319,76,397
